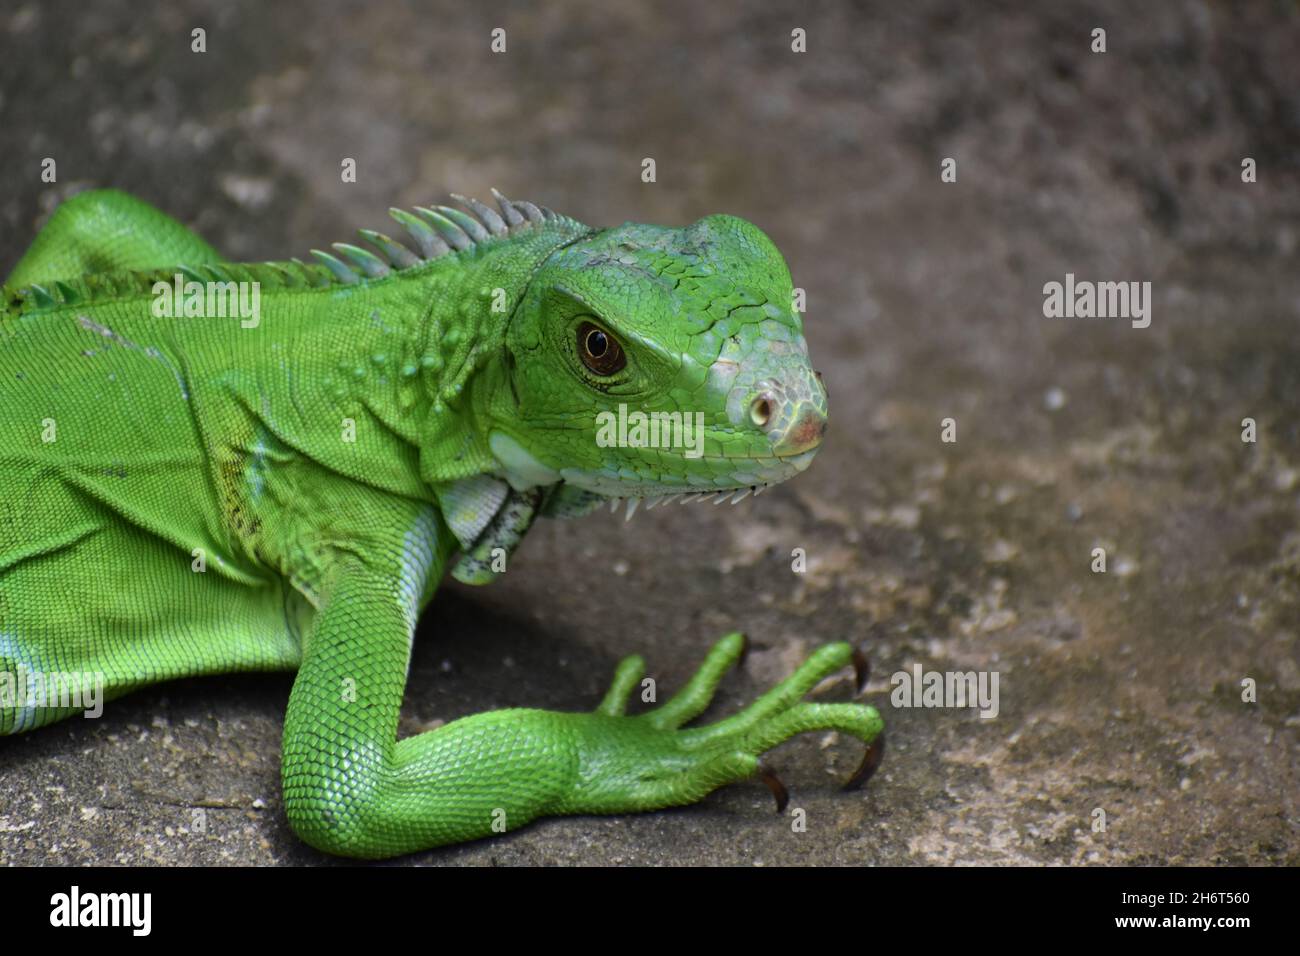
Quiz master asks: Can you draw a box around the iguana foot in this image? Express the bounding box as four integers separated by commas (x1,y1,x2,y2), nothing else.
564,632,885,816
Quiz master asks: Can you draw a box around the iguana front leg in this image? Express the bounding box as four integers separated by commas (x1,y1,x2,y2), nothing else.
281,506,883,858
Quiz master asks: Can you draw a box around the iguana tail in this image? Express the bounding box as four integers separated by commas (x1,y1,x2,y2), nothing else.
5,189,224,288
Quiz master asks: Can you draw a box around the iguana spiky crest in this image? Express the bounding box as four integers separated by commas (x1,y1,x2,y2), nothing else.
5,191,576,314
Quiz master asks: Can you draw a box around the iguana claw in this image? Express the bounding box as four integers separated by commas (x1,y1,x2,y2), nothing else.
843,732,886,791
852,646,870,693
758,760,789,813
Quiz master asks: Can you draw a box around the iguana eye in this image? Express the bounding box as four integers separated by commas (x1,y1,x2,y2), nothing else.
577,320,626,376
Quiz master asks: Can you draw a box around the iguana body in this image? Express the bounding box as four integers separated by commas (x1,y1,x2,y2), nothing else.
0,189,883,858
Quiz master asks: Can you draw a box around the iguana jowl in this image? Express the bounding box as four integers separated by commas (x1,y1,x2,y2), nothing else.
0,188,884,858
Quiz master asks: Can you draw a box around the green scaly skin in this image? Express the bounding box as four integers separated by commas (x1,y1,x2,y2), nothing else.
0,188,883,858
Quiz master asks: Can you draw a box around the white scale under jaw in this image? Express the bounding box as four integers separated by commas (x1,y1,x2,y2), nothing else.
608,484,769,521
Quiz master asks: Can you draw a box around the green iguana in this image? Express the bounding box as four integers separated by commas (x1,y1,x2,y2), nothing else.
0,188,884,858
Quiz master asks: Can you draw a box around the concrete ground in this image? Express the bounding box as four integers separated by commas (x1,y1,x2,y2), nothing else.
1,0,1296,865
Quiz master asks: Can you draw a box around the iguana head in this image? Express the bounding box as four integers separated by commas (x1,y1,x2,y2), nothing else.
483,213,828,509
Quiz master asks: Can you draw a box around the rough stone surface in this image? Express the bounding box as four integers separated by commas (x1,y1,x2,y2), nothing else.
1,0,1297,866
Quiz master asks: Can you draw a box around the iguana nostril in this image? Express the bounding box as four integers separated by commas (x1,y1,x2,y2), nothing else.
750,395,774,428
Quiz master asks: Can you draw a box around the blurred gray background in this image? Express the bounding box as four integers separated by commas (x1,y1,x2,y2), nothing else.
1,0,1297,865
